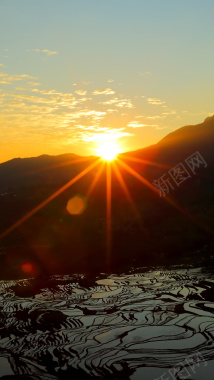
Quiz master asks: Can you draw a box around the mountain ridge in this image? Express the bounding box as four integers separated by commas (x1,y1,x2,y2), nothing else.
1,115,213,167
0,116,213,278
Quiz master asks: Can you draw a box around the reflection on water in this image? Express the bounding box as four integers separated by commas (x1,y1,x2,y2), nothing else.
0,267,214,379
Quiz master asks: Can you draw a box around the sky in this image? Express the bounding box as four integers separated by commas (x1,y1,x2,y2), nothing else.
0,0,214,163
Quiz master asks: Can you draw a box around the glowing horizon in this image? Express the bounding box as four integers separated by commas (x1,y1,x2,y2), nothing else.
0,1,214,164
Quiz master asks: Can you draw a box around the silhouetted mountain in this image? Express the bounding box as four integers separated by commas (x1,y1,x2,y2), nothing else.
122,114,214,171
0,117,214,279
0,153,96,190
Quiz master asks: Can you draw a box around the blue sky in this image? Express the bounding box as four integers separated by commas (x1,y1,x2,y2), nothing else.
0,0,214,162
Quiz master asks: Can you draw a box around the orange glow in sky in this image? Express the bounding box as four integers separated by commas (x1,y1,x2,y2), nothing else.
0,1,214,164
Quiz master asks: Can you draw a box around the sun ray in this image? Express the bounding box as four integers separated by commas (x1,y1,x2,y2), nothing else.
29,156,93,175
0,158,101,240
112,160,141,220
117,158,160,194
106,162,112,271
86,161,105,198
121,154,171,170
117,158,214,236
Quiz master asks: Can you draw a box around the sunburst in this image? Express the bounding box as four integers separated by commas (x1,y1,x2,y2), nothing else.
97,141,119,161
0,143,210,274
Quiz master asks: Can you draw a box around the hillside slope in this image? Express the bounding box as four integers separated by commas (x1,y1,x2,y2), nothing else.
0,117,213,278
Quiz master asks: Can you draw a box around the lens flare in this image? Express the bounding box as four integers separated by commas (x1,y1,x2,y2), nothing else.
21,262,34,274
66,195,87,215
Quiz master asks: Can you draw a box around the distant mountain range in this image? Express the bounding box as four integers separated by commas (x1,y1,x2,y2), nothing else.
0,116,214,279
122,114,214,171
1,115,214,189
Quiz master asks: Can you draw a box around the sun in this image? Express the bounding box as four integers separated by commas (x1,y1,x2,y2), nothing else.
97,141,119,161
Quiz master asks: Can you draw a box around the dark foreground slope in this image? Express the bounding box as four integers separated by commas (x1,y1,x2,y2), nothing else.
0,117,214,279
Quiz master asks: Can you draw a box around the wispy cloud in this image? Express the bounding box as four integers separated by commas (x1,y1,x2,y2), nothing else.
147,115,164,119
14,87,26,91
28,82,41,86
82,81,91,85
70,129,133,143
147,98,165,105
30,49,58,56
93,88,115,95
0,72,36,85
75,90,87,96
0,68,147,152
162,110,176,115
0,64,5,67
181,110,213,117
127,121,149,128
106,108,117,113
71,110,106,121
138,71,151,77
101,97,134,109
107,79,114,83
